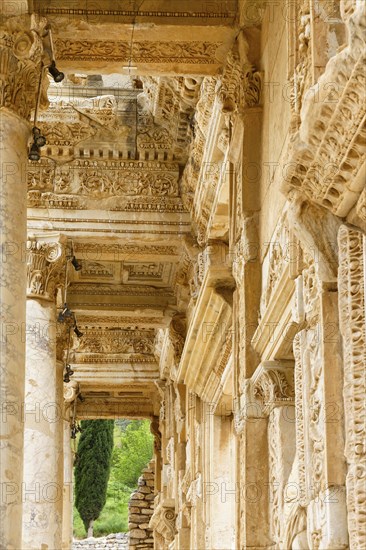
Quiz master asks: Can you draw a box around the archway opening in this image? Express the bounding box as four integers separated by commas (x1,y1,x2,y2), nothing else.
72,418,154,547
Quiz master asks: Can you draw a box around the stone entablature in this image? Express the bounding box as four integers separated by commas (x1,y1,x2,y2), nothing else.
281,1,366,231
3,2,366,549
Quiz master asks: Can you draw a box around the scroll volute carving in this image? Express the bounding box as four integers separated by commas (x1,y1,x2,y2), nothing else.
251,361,295,416
26,236,66,301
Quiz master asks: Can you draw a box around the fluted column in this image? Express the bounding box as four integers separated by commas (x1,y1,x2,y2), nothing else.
22,235,65,549
0,15,48,549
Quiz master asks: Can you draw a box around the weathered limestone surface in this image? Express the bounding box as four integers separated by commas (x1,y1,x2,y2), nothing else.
0,13,48,549
72,533,129,550
1,1,365,549
128,461,155,550
22,236,65,549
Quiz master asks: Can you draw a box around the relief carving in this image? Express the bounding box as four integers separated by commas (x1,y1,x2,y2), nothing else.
338,225,366,550
26,236,65,301
0,14,49,120
252,363,295,415
55,40,222,64
282,2,366,224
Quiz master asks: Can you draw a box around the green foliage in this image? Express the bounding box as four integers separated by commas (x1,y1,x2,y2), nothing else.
74,419,114,532
73,419,154,539
73,487,129,538
110,419,154,489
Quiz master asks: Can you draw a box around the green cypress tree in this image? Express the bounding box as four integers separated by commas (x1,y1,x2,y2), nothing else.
74,419,114,537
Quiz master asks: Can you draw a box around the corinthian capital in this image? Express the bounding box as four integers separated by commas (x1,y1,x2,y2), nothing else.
0,14,49,119
26,234,66,301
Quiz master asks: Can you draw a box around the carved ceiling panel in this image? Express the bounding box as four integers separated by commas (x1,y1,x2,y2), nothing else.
70,259,176,287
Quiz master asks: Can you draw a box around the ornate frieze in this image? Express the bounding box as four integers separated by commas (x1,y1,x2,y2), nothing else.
27,157,184,211
294,332,307,506
73,328,155,359
288,0,312,132
26,235,65,300
35,5,237,21
54,39,222,65
73,243,178,258
28,159,179,197
338,225,366,550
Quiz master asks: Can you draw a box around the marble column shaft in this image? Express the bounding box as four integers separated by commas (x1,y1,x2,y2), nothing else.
0,108,29,550
0,14,48,548
22,297,64,550
62,419,73,550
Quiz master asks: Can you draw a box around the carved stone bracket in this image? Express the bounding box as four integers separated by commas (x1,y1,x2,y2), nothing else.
218,49,262,113
252,362,295,415
149,503,177,544
234,361,295,431
26,234,66,301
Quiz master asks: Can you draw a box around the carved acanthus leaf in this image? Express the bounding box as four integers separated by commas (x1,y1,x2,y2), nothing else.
55,39,222,65
149,504,177,543
0,14,49,119
26,236,65,301
253,369,295,408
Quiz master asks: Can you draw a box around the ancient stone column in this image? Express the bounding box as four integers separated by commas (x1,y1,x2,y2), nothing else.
22,235,65,549
0,15,48,549
62,418,73,550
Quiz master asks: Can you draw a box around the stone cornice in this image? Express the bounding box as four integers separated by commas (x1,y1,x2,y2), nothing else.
177,243,234,398
281,3,366,230
184,44,262,243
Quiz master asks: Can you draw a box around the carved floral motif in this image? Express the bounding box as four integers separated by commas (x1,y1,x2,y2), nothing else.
55,39,222,64
253,367,295,414
74,329,155,356
26,237,65,301
0,15,49,120
338,225,366,550
27,159,180,200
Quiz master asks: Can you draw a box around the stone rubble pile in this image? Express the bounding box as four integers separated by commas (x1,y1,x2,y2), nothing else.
73,532,129,550
128,460,155,549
